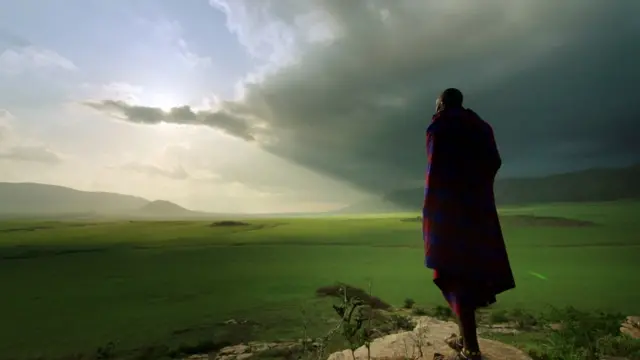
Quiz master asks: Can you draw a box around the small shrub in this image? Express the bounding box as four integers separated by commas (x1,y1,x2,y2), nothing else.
412,307,427,316
316,283,391,310
95,342,116,360
403,298,415,309
509,308,539,329
596,334,640,359
432,305,454,320
389,314,414,331
330,285,374,359
524,307,635,360
176,340,219,355
489,309,510,324
135,345,172,360
167,340,230,358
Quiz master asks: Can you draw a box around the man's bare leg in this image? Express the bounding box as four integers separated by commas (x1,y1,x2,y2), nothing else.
458,305,481,358
439,296,482,359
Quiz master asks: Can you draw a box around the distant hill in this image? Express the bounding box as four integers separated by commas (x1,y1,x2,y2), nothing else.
332,197,410,214
133,200,208,219
0,182,150,215
3,164,638,217
493,164,640,205
341,164,640,213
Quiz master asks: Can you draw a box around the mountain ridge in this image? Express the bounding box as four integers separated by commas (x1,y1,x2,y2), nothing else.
0,182,237,219
339,163,640,213
0,182,150,215
2,163,638,216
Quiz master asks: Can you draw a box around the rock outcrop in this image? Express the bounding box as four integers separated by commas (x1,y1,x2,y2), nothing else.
621,315,640,339
327,316,532,360
212,341,303,360
182,313,640,360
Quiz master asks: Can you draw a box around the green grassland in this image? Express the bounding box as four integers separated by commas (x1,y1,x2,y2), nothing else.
0,201,638,359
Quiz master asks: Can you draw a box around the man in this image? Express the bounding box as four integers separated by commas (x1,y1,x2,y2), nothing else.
423,88,516,360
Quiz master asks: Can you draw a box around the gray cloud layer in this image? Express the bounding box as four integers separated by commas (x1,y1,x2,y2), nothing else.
120,162,189,180
85,1,640,195
0,145,63,164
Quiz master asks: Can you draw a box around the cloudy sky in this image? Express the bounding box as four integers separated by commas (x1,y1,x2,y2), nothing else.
0,0,638,213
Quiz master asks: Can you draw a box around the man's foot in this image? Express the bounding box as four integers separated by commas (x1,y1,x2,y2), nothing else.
433,348,482,360
445,333,464,352
460,348,482,360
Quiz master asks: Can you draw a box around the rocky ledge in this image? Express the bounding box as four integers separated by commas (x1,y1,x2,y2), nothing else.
327,316,532,360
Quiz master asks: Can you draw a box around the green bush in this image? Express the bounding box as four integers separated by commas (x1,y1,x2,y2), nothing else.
389,314,414,331
522,307,638,360
411,307,427,316
489,309,510,324
403,298,415,309
432,305,454,320
509,308,539,330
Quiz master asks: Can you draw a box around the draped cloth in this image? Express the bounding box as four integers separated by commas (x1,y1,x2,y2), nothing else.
422,108,515,316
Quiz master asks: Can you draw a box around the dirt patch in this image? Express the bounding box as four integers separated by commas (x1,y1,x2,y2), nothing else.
154,221,194,226
0,223,97,233
0,225,55,232
315,283,391,310
209,222,286,235
239,223,285,233
501,215,596,227
210,220,251,227
400,216,422,222
1,247,107,260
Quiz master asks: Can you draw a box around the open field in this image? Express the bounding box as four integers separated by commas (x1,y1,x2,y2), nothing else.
0,201,639,359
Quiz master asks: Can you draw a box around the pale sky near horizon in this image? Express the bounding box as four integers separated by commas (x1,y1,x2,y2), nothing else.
0,1,638,213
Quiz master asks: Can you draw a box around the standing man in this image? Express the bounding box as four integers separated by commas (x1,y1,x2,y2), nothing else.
423,88,516,360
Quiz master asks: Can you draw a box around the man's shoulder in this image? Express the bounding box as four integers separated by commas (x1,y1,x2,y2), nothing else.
426,120,444,136
427,108,492,135
465,108,490,125
465,108,494,134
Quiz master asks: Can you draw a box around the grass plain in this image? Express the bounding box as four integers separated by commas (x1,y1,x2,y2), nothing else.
0,201,638,359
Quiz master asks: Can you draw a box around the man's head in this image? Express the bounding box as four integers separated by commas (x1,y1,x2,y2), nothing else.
435,88,464,112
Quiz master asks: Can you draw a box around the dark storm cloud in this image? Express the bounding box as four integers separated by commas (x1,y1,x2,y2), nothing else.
86,0,640,194
83,100,257,141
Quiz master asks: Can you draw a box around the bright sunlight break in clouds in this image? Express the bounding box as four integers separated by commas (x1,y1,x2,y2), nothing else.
0,0,638,213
